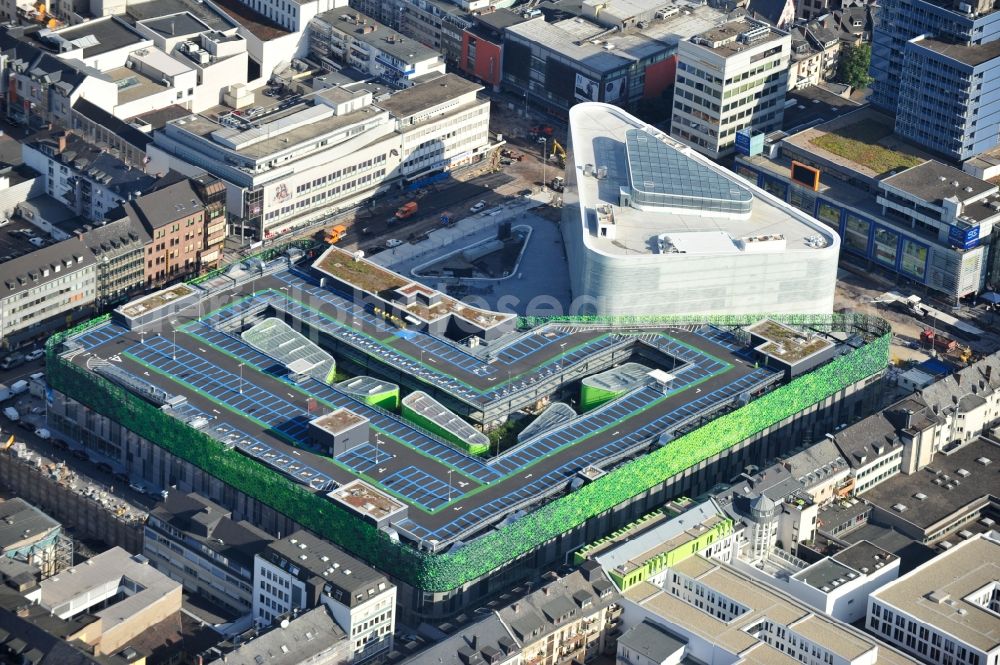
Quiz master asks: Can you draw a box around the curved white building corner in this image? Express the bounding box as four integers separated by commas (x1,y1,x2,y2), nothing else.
561,103,839,316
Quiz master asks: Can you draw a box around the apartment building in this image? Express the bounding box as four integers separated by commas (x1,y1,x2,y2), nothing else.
0,586,137,665
671,19,790,159
496,563,622,665
394,0,472,67
22,131,156,223
867,531,1000,665
402,614,521,664
309,7,446,86
81,216,149,309
149,73,490,240
253,531,396,662
204,606,350,665
787,21,841,90
24,547,182,656
144,492,274,619
123,177,211,287
0,236,96,349
190,173,227,271
0,499,66,580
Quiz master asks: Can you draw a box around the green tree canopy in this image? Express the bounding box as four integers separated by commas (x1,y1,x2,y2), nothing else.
838,43,873,90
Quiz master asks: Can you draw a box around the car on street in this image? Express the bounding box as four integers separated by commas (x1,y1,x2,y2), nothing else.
469,200,486,213
3,407,18,421
33,428,50,440
385,238,403,248
1,353,24,370
24,349,44,362
518,189,533,196
71,449,89,461
146,487,169,500
128,481,145,493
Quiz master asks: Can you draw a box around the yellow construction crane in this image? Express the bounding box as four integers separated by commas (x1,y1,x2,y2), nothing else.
1,435,14,452
550,140,567,168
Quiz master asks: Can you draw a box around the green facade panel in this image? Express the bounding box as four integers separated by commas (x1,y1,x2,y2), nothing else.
47,313,890,593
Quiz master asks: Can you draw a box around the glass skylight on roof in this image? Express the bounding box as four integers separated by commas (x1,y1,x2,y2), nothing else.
624,128,753,214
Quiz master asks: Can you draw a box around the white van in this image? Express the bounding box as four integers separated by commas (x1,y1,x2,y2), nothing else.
3,407,19,422
9,379,28,395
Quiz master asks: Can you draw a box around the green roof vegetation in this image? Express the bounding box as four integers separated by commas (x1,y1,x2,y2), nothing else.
809,121,924,175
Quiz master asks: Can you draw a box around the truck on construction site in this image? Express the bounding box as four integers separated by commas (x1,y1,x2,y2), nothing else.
903,295,929,318
391,201,418,223
529,125,554,140
550,176,565,192
920,329,956,353
324,224,347,244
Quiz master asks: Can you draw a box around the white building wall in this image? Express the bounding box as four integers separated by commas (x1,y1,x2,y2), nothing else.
0,173,44,221
190,52,250,112
564,103,837,317
0,262,96,345
322,586,396,660
397,97,490,177
866,596,997,665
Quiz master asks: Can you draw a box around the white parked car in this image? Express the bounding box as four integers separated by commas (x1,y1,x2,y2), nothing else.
469,200,486,213
385,238,403,248
24,349,44,362
34,428,50,440
3,407,19,422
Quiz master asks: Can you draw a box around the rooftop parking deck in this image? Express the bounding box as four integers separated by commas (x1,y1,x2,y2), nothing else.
57,260,788,548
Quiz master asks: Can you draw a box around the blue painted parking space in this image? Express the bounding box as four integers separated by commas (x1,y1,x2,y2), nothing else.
75,322,129,351
380,466,456,511
336,444,396,475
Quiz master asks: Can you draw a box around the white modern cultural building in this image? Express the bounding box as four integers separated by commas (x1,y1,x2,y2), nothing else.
562,103,838,317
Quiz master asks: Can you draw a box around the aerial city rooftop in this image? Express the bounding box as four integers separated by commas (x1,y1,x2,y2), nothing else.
0,0,999,660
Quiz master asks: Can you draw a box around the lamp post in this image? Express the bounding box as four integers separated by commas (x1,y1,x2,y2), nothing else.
542,138,548,191
559,342,567,371
374,435,381,465
239,363,244,395
280,287,290,318
447,469,453,502
171,320,177,360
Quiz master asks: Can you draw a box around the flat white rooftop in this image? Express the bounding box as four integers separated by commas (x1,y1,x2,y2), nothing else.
569,103,837,258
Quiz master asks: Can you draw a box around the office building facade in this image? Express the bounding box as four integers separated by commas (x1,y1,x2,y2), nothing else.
867,531,1000,665
671,20,789,159
870,0,1000,160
